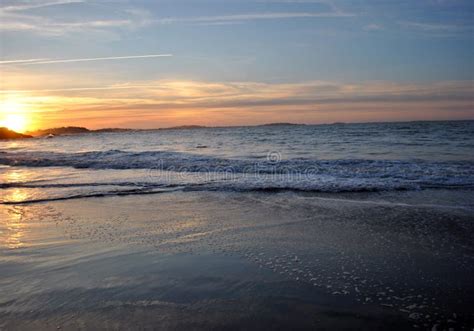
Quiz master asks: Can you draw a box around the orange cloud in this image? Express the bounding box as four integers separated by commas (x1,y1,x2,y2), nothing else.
1,77,473,129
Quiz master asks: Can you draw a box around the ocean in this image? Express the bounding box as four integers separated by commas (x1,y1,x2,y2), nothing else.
1,121,474,329
1,121,473,203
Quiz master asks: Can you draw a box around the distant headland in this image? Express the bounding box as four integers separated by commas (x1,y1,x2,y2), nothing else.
256,122,304,127
0,126,135,140
0,127,33,140
21,123,306,138
26,126,133,137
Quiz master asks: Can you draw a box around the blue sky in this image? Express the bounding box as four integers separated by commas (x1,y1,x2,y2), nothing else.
0,0,473,129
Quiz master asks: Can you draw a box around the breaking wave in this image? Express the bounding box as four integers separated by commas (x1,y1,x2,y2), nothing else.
1,150,473,198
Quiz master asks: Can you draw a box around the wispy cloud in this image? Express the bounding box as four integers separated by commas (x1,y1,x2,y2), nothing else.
398,21,474,36
0,54,173,66
157,11,355,25
0,0,84,12
0,1,145,36
400,21,460,32
0,0,355,35
363,24,383,31
4,79,473,101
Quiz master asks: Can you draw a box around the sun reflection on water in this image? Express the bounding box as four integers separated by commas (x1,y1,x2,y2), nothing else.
5,167,27,182
2,188,29,249
4,205,26,249
2,168,34,202
1,168,30,249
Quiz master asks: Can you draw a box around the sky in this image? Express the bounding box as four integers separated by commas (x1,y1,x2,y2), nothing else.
0,0,473,130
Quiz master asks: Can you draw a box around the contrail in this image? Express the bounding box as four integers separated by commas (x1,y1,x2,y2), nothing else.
0,54,173,66
0,58,50,64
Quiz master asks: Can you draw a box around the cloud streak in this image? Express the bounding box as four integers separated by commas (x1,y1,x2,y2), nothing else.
0,0,84,12
0,0,355,35
0,54,173,66
398,21,474,36
0,11,355,34
154,11,355,25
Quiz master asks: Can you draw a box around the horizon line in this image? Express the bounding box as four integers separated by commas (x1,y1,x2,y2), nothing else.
20,118,474,133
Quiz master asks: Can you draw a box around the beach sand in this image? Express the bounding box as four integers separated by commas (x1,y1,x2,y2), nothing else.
1,190,473,330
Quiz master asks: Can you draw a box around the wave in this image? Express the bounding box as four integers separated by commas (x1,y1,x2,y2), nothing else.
1,187,181,205
0,181,156,189
2,180,474,205
1,150,473,201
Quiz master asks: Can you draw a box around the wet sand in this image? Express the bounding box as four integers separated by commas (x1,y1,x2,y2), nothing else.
1,190,473,330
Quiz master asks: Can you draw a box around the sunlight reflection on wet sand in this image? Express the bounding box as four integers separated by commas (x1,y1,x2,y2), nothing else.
1,168,30,248
4,205,26,249
0,190,473,329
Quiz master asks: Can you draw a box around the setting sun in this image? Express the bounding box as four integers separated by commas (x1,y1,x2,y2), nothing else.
1,114,28,132
0,99,30,133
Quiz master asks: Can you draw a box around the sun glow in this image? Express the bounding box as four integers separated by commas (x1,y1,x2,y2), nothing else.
1,114,28,132
0,99,30,132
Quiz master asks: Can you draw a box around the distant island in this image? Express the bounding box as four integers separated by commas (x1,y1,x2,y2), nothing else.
26,125,214,137
94,128,134,133
256,122,304,127
160,125,208,130
26,123,303,137
27,126,90,137
0,127,33,140
26,126,133,137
